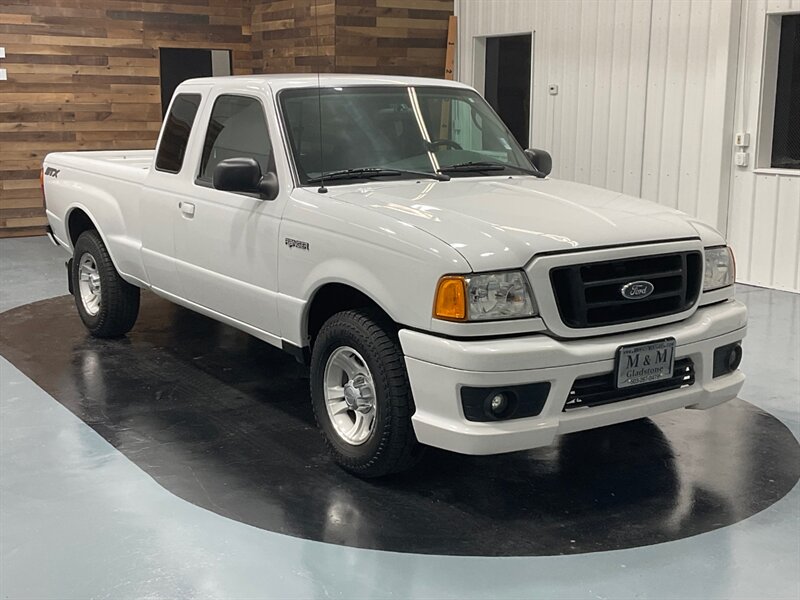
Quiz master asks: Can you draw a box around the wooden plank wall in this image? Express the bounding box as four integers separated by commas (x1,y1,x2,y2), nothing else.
252,0,336,73
0,0,253,238
0,0,452,238
335,0,452,77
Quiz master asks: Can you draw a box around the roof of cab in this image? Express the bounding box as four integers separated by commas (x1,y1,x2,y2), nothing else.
177,73,474,92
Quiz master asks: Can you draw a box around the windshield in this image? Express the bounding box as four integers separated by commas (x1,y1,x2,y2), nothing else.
279,85,534,186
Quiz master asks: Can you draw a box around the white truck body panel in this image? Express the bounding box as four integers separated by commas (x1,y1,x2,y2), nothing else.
43,74,746,456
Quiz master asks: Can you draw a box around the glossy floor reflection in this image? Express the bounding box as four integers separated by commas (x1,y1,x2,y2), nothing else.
1,292,797,557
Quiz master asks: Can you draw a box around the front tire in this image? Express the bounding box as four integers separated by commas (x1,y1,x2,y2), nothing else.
310,309,422,477
72,230,140,338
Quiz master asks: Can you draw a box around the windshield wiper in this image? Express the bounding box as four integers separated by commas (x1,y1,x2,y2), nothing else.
307,167,449,183
438,161,536,175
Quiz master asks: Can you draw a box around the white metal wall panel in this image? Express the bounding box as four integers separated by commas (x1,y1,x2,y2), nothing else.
456,0,799,292
455,0,652,195
456,0,738,228
727,0,800,291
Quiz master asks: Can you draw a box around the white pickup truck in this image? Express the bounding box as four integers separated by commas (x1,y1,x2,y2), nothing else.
43,74,746,477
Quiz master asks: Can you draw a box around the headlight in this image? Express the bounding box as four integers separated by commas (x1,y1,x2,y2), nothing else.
703,246,735,291
434,271,536,321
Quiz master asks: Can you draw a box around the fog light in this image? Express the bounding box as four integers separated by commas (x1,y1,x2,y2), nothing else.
713,342,743,378
490,393,508,414
728,344,743,372
460,384,549,422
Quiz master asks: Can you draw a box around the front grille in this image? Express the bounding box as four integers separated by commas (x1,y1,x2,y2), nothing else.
563,358,695,411
549,251,703,328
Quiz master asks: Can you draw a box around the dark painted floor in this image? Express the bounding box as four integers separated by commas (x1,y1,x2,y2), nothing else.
1,291,797,557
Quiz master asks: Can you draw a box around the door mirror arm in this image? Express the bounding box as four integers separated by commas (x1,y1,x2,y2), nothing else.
256,172,279,201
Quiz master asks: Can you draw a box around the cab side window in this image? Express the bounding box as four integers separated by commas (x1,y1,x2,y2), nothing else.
155,93,201,173
199,95,274,182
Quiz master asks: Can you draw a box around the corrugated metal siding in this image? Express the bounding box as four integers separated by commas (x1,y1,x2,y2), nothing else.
455,0,738,225
456,0,799,292
728,0,800,292
455,0,655,197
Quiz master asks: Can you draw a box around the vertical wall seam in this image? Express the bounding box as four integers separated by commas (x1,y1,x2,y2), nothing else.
622,0,634,192
720,0,744,239
602,0,619,190
674,0,693,211
638,0,655,199
692,0,712,219
654,0,674,204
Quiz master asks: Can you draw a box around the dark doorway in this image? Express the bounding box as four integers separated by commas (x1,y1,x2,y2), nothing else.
159,48,231,116
484,34,532,148
771,14,800,169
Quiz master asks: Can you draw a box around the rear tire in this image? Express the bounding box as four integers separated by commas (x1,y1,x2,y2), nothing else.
71,230,140,338
310,308,422,478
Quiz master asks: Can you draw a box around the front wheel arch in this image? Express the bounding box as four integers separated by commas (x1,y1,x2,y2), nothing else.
305,282,396,350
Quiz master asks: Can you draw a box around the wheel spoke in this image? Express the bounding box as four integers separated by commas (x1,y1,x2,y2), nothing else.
332,351,362,378
326,384,345,401
347,412,364,439
328,399,350,416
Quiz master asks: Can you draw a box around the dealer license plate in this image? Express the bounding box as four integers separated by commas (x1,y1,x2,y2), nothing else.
616,338,676,389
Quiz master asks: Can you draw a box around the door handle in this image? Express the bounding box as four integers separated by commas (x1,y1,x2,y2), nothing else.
179,201,195,217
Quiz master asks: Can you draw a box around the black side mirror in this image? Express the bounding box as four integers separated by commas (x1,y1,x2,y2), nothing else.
524,148,552,178
212,157,279,201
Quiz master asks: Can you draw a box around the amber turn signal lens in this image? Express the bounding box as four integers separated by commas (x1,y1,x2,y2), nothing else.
434,276,467,321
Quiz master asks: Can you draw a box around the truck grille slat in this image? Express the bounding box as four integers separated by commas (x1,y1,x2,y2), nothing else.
582,269,685,287
550,251,703,328
564,358,695,411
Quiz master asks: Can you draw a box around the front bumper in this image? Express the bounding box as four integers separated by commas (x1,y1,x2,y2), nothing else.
399,300,747,455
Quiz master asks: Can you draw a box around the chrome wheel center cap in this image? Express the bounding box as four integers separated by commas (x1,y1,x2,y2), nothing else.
344,375,373,413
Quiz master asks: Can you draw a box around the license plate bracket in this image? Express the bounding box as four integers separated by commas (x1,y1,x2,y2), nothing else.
615,338,676,389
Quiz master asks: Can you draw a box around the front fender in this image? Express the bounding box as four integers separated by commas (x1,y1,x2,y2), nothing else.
277,192,471,346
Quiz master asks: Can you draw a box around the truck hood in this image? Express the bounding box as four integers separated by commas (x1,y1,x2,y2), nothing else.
327,177,723,271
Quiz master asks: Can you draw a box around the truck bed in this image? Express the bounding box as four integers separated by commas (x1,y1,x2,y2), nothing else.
45,149,154,184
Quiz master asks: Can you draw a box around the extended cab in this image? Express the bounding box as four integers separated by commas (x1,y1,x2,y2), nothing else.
42,74,747,477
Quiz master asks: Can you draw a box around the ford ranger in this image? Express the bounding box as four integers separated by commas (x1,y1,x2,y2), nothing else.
42,74,746,477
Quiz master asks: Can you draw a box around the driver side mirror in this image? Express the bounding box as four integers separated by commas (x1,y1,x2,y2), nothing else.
524,148,552,178
213,157,279,201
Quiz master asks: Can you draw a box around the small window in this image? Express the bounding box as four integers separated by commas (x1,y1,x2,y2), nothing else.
155,94,201,173
199,95,273,182
771,15,799,169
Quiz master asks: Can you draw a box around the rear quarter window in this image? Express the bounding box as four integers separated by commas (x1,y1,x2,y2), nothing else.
155,93,202,173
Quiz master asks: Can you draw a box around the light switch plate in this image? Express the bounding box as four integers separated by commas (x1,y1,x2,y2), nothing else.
0,47,5,59
0,68,6,82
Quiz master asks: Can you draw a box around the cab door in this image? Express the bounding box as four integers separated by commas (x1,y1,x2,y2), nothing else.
171,91,285,340
141,92,204,294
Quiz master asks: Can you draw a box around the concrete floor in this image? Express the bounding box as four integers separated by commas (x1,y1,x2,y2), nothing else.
1,236,799,599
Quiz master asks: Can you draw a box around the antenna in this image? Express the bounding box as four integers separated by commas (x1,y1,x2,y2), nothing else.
313,0,327,193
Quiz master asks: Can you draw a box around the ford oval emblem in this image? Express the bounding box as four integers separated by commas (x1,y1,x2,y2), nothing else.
620,280,655,300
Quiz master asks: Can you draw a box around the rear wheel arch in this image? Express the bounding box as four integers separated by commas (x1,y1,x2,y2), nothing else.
66,207,98,248
65,207,125,277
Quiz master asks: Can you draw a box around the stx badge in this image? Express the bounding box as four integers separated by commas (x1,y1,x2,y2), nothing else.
45,167,60,178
